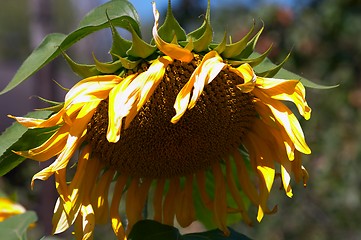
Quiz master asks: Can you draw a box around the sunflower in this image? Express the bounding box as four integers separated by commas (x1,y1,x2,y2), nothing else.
0,197,26,222
8,1,311,239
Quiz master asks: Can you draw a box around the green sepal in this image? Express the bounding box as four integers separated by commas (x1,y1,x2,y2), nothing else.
222,22,255,59
107,11,132,59
118,56,142,70
0,0,140,95
186,0,213,52
0,111,56,176
158,0,187,43
228,45,273,67
93,53,123,73
237,24,264,59
34,97,64,112
212,31,227,54
256,52,291,77
61,50,100,78
126,22,157,58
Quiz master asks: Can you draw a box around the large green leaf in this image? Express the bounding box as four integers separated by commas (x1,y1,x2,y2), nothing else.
252,54,338,89
0,0,140,95
0,211,37,240
128,220,252,240
0,111,55,176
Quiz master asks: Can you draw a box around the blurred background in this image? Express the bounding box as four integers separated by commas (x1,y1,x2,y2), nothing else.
0,0,360,239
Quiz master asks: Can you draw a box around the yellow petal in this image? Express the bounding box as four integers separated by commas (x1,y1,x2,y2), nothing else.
110,175,128,240
163,177,180,225
125,178,152,234
91,169,115,224
136,56,173,112
8,109,65,128
225,159,252,225
152,2,193,62
171,51,224,123
175,175,196,228
212,163,229,236
107,74,139,143
80,203,95,240
14,124,69,161
230,63,256,93
253,88,311,154
232,150,259,206
0,198,26,222
64,75,123,109
188,52,225,109
256,77,311,120
153,179,165,222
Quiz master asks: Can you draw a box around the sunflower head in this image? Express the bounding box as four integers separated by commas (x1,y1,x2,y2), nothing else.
0,0,326,239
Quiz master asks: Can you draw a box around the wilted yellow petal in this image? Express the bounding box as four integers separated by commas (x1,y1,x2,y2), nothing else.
230,63,257,93
107,74,138,143
14,124,69,162
253,88,311,154
171,51,223,123
152,2,193,62
256,77,311,120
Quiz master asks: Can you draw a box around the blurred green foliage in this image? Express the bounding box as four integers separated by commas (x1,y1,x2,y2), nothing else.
0,0,360,239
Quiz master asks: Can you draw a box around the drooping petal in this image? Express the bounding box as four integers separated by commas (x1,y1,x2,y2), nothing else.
230,63,257,93
8,109,64,128
64,75,122,108
125,178,152,234
175,174,196,228
110,175,128,240
135,56,173,112
253,88,311,154
256,77,311,120
225,159,252,225
171,51,224,123
152,2,193,62
188,52,225,109
107,74,139,143
91,169,115,224
243,132,277,221
212,163,229,236
153,179,165,222
14,124,69,161
232,150,259,206
31,101,99,187
163,177,180,225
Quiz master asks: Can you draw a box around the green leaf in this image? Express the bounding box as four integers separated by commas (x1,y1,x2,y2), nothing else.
128,220,181,240
0,111,56,176
0,211,37,240
128,220,252,240
253,56,338,89
183,228,252,240
0,0,140,95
